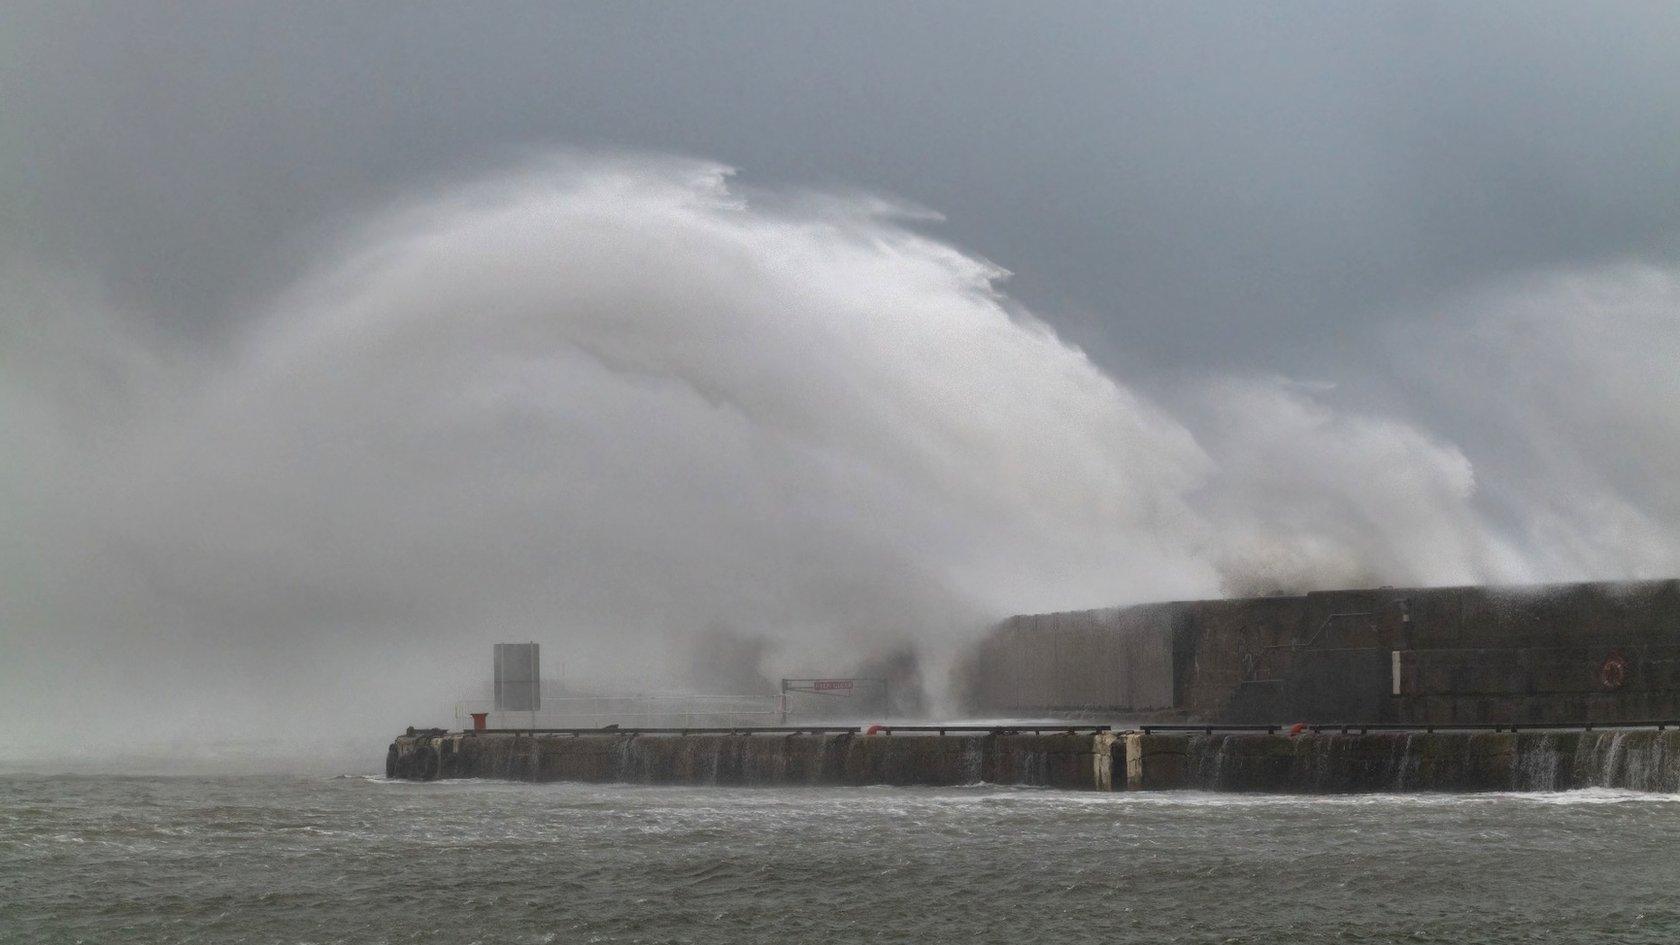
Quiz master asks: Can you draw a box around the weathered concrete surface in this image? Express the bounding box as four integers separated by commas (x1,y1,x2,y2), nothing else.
967,607,1177,713
388,731,1121,790
1123,733,1185,790
1127,729,1680,793
967,579,1680,726
387,727,1680,793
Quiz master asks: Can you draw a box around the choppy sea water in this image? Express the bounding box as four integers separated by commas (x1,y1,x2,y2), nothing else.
4,775,1679,944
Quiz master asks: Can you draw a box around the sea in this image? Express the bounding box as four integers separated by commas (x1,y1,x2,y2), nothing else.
3,774,1678,944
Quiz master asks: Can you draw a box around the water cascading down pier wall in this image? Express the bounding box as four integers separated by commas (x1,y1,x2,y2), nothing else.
387,730,1119,790
1126,729,1680,792
386,726,1680,793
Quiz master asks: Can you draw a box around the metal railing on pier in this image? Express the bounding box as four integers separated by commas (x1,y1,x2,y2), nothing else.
459,724,1112,737
860,724,1110,735
1137,720,1680,735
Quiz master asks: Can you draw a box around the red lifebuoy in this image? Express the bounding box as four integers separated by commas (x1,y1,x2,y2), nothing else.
864,724,887,735
1599,653,1630,691
1287,722,1308,737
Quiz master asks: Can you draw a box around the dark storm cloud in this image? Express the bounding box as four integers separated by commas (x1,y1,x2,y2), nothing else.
7,2,1678,369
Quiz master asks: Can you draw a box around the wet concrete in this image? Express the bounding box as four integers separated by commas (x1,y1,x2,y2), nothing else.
388,726,1680,793
968,579,1680,726
387,730,1119,790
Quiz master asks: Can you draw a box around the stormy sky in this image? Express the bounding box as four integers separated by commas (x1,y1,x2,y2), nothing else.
4,2,1679,767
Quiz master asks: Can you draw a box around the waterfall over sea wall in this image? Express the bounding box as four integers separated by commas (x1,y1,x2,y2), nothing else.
1177,730,1680,792
391,728,1680,792
389,732,1113,789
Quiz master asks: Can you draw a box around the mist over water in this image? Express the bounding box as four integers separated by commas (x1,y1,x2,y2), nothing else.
4,155,1678,767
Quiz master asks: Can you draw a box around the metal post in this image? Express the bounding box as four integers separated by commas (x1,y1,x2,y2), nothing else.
529,641,537,783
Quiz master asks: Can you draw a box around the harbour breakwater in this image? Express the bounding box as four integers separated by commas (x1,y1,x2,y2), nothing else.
1142,728,1680,792
387,726,1680,793
386,729,1116,790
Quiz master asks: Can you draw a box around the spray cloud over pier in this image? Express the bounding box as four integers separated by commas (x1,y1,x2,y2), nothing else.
5,157,1680,766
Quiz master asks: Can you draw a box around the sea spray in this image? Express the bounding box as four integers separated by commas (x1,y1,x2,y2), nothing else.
11,158,1680,763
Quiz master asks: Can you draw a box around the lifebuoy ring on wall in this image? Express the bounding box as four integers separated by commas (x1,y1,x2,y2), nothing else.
1599,653,1630,691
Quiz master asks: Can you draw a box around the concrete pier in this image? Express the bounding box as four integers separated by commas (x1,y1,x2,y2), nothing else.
970,579,1680,727
388,726,1680,793
1128,728,1680,792
388,729,1120,790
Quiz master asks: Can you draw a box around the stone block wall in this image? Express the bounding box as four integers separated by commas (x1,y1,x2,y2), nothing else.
967,579,1680,725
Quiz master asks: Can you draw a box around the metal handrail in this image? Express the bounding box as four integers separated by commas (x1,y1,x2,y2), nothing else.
455,724,1111,737
867,725,1111,734
1138,720,1680,735
470,726,862,736
431,721,1680,738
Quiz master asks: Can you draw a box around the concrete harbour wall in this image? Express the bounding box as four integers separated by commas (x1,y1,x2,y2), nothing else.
387,727,1680,793
1128,729,1680,792
388,731,1118,790
967,579,1680,726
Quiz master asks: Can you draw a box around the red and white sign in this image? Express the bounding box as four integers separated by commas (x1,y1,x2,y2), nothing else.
812,679,855,692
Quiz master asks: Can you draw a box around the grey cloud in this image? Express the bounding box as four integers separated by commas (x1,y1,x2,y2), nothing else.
6,2,1678,371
